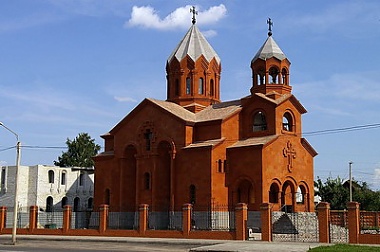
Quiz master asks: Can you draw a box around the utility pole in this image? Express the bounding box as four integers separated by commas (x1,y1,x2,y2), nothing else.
349,161,353,202
0,122,21,245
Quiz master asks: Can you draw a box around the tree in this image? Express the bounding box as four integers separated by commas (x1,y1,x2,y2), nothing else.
54,133,101,167
315,176,349,210
315,176,380,211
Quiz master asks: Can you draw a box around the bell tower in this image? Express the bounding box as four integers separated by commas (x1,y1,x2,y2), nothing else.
166,6,221,113
250,18,291,99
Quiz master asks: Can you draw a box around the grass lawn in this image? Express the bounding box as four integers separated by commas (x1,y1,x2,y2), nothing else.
310,244,380,251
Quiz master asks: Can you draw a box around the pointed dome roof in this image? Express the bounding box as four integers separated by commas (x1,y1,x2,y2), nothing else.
252,36,287,62
168,24,220,64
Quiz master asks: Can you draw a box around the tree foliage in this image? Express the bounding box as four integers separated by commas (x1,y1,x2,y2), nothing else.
315,176,380,211
54,133,101,167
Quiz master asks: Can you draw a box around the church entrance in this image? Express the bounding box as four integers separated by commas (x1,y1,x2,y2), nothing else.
281,181,295,212
235,179,255,209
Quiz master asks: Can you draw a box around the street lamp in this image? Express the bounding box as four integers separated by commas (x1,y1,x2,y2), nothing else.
0,122,21,245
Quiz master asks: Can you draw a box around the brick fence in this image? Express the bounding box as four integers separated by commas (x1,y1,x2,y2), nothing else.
0,202,379,244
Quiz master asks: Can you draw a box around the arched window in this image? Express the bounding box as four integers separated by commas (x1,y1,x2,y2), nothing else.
48,170,54,184
144,172,151,190
175,79,179,96
296,186,306,204
79,172,84,186
46,196,53,212
210,79,214,96
105,189,110,205
253,111,267,132
74,197,80,212
281,68,288,85
61,171,66,185
186,77,191,94
189,185,196,205
88,197,94,210
218,159,223,173
198,78,204,94
61,196,68,208
269,67,279,84
282,112,293,131
1,167,6,188
257,69,265,85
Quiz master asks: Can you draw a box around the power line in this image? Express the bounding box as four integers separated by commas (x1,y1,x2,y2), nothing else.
303,123,380,136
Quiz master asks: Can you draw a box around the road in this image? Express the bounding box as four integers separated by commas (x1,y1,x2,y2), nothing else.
0,238,199,252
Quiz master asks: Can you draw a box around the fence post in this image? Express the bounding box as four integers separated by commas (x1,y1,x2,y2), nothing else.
317,202,330,243
347,202,360,244
260,203,272,242
0,206,6,233
63,205,72,233
182,203,192,237
235,203,248,240
29,205,38,232
139,204,148,235
99,204,109,234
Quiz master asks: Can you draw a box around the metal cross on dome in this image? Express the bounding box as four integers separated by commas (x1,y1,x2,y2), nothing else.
190,6,198,24
283,141,296,172
267,18,273,36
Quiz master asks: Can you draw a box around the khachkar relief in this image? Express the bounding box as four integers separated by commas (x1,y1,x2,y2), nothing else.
283,141,296,172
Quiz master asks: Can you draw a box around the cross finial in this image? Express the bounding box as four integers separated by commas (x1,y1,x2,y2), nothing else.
190,6,198,25
267,18,273,36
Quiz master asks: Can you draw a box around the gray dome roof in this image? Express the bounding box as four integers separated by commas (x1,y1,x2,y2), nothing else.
252,36,287,62
168,24,220,64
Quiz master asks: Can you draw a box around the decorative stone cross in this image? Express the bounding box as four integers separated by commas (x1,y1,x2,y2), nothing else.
190,6,198,24
283,141,296,172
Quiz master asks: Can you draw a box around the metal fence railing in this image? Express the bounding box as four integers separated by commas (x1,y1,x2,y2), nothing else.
191,205,235,231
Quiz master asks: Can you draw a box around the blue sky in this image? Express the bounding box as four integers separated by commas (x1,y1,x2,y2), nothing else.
1,1,380,188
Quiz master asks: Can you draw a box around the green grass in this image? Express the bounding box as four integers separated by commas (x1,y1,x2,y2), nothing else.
310,244,380,251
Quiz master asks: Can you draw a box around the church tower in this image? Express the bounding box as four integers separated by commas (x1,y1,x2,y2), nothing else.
166,7,221,113
250,18,291,99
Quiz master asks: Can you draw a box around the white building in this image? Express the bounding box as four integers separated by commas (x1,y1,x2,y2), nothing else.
0,165,94,212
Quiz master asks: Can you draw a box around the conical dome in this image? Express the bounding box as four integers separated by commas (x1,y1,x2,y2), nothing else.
168,24,220,64
252,36,287,62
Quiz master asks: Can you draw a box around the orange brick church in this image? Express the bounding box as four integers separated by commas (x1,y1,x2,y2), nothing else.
93,17,317,214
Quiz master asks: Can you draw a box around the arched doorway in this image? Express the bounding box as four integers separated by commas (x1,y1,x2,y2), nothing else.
281,181,295,212
46,196,53,212
74,197,80,212
235,179,255,208
269,183,280,204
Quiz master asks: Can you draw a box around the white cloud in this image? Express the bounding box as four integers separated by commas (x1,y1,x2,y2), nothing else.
202,29,218,38
126,4,227,30
114,96,137,103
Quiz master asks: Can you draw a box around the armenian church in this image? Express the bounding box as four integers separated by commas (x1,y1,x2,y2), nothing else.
93,15,317,214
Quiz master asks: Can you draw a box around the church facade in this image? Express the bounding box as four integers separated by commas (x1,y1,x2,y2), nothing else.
93,20,317,214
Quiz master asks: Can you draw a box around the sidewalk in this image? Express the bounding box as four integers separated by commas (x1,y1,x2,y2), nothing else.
0,234,329,252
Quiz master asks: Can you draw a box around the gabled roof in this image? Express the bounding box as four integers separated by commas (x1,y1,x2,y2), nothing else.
183,138,225,149
167,24,221,64
252,36,287,62
254,92,307,114
149,98,242,123
148,98,196,122
228,135,278,148
196,100,242,122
